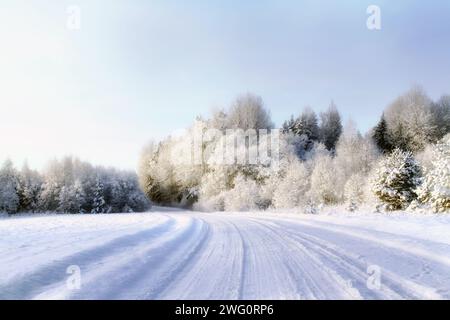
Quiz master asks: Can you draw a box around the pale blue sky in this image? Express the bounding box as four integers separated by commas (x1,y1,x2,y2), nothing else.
1,0,450,170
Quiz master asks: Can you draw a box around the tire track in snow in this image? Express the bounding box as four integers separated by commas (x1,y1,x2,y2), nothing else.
158,216,245,299
62,215,209,299
228,220,249,300
251,218,405,299
241,217,362,299
256,218,445,299
0,215,176,300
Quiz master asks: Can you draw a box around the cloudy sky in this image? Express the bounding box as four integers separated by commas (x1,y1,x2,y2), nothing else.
1,0,450,170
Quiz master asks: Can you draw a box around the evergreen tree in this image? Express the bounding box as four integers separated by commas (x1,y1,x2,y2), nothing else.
91,178,107,214
57,180,85,213
319,101,343,151
292,108,319,150
372,113,393,153
371,149,422,210
282,115,295,133
17,162,42,212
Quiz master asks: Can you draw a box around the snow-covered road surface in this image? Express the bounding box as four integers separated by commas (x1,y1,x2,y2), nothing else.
1,209,450,300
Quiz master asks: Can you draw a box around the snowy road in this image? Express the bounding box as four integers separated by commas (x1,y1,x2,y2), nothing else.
1,209,450,300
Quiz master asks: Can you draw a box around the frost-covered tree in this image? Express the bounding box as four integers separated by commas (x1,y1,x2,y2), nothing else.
282,115,296,133
223,174,261,211
91,178,107,214
138,121,206,206
344,173,367,211
431,95,450,139
126,187,151,213
0,160,20,214
109,172,150,213
38,159,65,211
371,149,422,210
384,86,438,152
208,108,228,131
319,101,343,151
226,93,273,130
17,162,42,212
272,160,310,209
309,155,339,205
416,134,450,212
286,107,320,151
334,121,379,196
57,180,85,213
139,94,276,209
194,168,230,211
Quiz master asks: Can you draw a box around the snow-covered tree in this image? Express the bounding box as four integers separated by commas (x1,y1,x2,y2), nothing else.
38,159,65,212
319,101,343,151
344,173,367,211
0,160,20,214
371,149,422,210
109,172,150,213
126,188,151,213
17,162,42,212
416,134,450,212
415,143,436,174
282,107,321,153
282,115,296,133
384,86,438,152
91,178,107,214
309,154,339,205
194,168,230,211
334,121,379,197
273,160,310,209
223,174,262,211
57,180,85,213
208,108,228,131
431,95,450,139
226,93,273,130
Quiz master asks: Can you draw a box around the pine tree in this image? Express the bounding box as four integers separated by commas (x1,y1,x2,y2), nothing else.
292,108,319,150
38,180,60,212
57,180,85,213
371,149,422,210
319,101,343,151
91,178,107,214
17,162,42,212
282,115,295,133
372,114,393,153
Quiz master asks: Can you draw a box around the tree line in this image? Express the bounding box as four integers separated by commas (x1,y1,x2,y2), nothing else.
0,157,150,214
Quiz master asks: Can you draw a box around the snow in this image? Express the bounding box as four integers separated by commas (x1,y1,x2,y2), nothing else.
1,208,450,300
